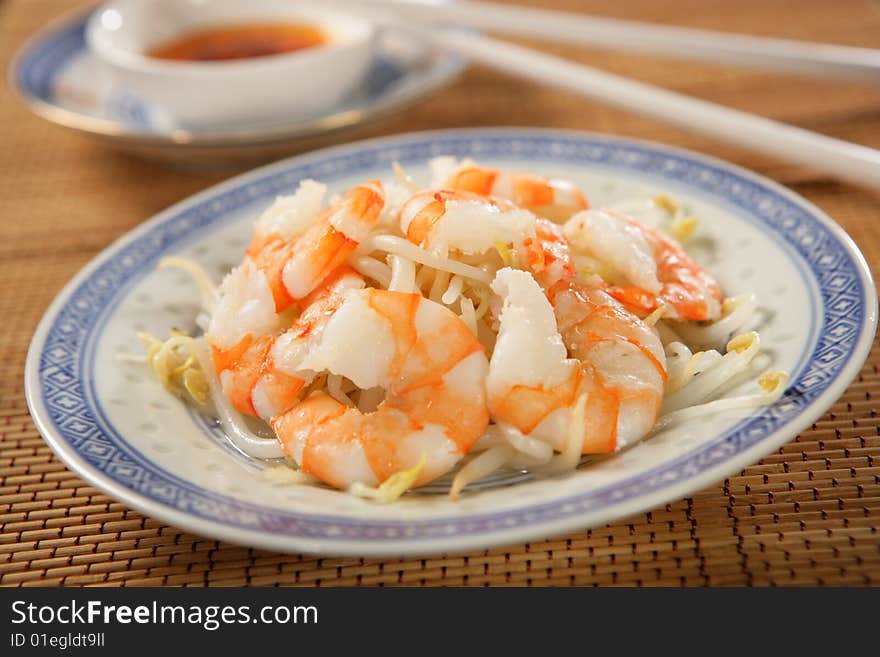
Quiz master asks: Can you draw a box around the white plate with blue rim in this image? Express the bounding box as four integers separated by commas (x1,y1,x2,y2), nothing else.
24,128,877,556
8,5,464,166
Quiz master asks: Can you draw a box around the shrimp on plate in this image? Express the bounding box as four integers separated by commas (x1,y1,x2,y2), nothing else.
431,157,588,223
246,179,384,312
271,288,490,490
397,188,572,282
563,209,723,321
137,156,790,502
208,266,365,420
517,218,666,436
398,188,538,258
487,267,666,457
206,177,384,418
524,216,576,290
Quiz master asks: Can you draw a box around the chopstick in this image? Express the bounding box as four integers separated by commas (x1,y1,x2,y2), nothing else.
341,1,880,190
425,28,880,189
358,0,880,83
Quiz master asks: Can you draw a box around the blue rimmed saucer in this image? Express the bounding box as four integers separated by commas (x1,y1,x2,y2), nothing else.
8,6,465,166
24,128,878,556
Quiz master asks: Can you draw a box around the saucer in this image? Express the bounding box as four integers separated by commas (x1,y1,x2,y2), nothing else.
9,5,465,167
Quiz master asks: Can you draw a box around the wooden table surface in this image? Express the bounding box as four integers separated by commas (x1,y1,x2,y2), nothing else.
2,0,879,586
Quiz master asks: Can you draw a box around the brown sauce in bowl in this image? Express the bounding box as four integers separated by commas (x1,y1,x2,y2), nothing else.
148,23,326,62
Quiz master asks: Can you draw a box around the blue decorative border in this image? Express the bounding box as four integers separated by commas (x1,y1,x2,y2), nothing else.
35,132,871,542
12,11,87,103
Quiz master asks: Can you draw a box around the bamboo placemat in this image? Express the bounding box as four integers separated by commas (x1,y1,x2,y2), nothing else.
1,0,879,586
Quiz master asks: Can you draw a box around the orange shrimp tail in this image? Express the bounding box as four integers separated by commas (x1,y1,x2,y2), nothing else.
515,175,588,222
647,228,722,321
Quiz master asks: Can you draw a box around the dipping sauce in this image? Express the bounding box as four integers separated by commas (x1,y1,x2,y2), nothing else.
148,23,326,62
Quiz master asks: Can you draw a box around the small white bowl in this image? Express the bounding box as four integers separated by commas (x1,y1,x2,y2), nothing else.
86,0,375,127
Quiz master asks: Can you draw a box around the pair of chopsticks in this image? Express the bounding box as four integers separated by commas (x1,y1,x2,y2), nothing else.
338,0,880,190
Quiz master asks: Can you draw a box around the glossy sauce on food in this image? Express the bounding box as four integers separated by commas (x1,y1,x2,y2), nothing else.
148,23,326,62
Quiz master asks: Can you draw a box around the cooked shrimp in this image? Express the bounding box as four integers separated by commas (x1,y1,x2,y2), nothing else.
564,209,722,321
271,288,490,489
519,217,667,447
209,267,364,419
135,154,797,504
246,180,384,312
252,179,328,244
207,260,281,356
400,194,571,291
608,195,698,242
398,189,537,257
488,268,666,454
525,217,576,289
431,156,588,222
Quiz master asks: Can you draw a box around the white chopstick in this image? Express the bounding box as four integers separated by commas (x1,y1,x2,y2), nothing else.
356,7,880,189
359,0,880,83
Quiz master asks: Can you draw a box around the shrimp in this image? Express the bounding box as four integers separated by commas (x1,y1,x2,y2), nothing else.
502,216,666,450
398,187,574,290
564,209,722,321
398,189,537,257
525,216,576,290
431,156,588,222
270,288,490,489
246,179,384,312
208,266,364,419
488,268,666,454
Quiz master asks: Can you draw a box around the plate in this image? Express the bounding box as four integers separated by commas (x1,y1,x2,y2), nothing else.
24,128,877,556
8,6,464,167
